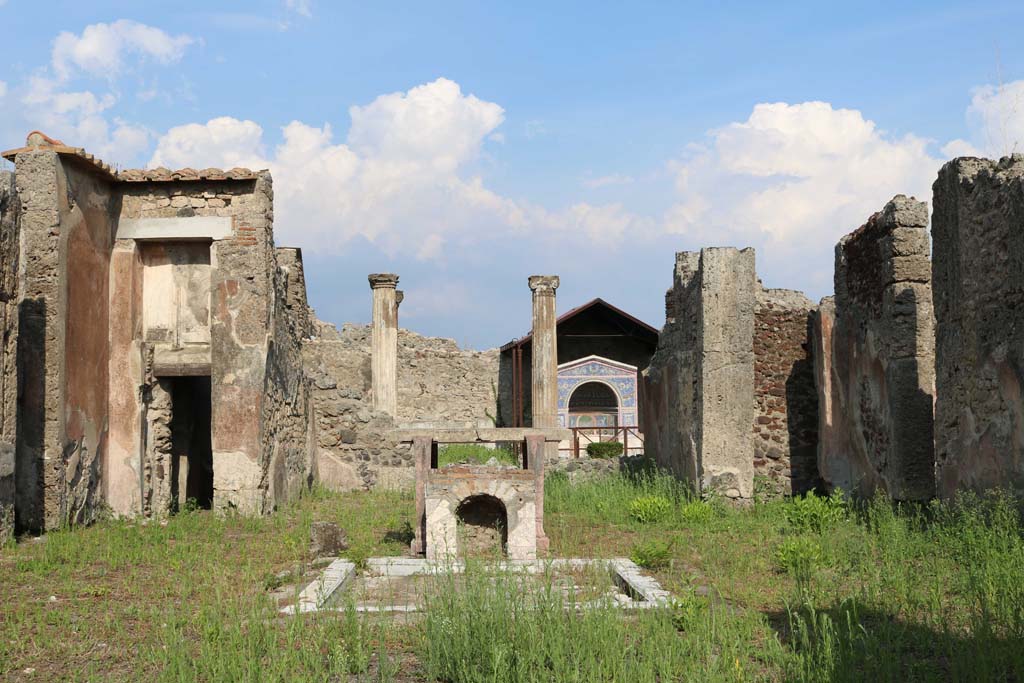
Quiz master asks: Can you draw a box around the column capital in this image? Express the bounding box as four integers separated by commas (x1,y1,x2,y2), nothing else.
368,273,399,289
528,275,559,296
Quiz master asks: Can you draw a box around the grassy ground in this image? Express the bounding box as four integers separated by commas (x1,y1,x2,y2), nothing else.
1,469,1023,681
436,444,518,467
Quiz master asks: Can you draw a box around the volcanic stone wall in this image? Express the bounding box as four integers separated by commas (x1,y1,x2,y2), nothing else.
753,288,819,496
816,195,935,500
641,247,756,499
932,156,1024,497
0,171,19,543
304,320,500,490
10,150,118,531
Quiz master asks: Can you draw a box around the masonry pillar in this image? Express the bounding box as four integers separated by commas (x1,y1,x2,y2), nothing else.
529,275,559,449
368,274,399,417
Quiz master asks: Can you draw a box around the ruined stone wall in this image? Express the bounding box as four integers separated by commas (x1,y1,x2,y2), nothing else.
259,247,318,507
11,152,117,531
818,195,935,500
641,248,756,499
116,174,316,514
753,288,819,496
932,157,1024,497
0,171,19,543
640,252,701,487
304,320,500,490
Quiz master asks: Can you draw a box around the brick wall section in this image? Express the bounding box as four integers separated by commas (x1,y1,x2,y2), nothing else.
932,156,1024,497
753,288,820,496
818,195,935,500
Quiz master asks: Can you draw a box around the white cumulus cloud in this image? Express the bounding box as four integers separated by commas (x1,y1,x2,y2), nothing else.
943,80,1024,158
10,20,195,165
667,101,940,243
52,20,193,80
150,78,525,255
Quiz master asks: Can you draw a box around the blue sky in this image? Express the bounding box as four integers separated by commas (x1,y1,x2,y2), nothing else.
2,1,1023,348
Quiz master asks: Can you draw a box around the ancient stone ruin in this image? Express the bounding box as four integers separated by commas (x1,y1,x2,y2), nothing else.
932,156,1024,497
399,426,561,561
0,132,316,540
3,129,1024,544
814,196,935,500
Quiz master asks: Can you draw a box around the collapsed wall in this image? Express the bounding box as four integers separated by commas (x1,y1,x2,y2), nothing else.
932,156,1024,497
0,170,19,543
815,195,935,500
753,288,819,495
641,248,757,499
303,320,500,490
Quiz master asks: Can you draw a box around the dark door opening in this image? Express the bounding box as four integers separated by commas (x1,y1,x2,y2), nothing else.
455,494,508,558
168,376,213,510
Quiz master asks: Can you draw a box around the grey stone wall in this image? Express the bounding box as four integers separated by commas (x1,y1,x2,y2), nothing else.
0,171,19,543
641,247,756,499
817,195,935,500
933,156,1024,497
260,246,318,507
304,320,500,490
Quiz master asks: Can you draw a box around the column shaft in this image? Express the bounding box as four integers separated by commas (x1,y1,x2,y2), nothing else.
368,274,399,416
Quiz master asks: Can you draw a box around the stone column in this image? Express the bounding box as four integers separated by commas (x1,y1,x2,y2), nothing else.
411,435,431,555
526,433,549,553
529,275,559,458
368,274,399,416
528,275,557,553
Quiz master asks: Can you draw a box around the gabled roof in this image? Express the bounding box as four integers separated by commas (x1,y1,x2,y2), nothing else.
500,297,658,352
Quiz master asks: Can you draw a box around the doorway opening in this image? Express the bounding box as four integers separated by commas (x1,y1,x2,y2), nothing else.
168,376,213,510
568,381,619,428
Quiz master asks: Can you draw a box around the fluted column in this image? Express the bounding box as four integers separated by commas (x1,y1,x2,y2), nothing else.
368,273,399,416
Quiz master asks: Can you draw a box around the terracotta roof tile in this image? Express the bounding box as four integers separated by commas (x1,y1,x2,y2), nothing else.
116,165,259,182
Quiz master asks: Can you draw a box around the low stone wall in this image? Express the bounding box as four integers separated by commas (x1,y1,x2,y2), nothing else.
304,320,500,490
753,288,819,496
932,156,1024,497
816,195,935,500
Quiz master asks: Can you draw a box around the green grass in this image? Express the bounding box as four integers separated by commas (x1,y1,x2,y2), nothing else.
2,472,1024,681
436,443,518,467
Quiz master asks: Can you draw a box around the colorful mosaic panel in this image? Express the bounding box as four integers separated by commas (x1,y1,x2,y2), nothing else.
557,357,639,427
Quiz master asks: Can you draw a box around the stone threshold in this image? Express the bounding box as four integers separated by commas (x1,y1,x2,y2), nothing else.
279,557,673,615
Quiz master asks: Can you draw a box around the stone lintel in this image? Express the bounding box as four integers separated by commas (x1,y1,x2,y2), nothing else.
117,216,233,241
368,273,399,289
152,344,213,377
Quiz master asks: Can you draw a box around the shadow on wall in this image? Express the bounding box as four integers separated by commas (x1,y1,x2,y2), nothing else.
784,316,823,495
15,297,44,534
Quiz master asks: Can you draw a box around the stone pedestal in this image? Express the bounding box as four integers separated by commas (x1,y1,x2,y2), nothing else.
368,273,399,416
